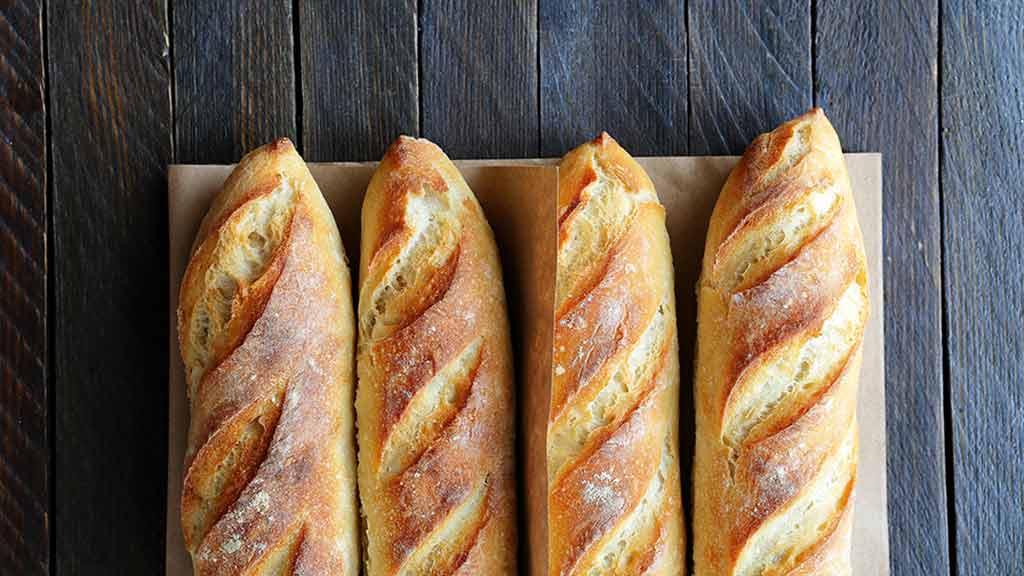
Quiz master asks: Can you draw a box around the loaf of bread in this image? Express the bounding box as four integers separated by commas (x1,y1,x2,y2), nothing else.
693,109,868,575
537,133,685,575
356,137,517,574
177,139,359,575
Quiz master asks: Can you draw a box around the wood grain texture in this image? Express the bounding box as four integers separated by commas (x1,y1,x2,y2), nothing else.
420,0,538,159
538,0,688,157
47,0,172,572
941,2,1024,572
174,0,296,163
300,0,418,161
815,3,950,575
688,0,812,154
0,0,47,574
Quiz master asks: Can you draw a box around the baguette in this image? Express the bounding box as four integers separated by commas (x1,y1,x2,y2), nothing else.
539,133,685,575
693,109,868,575
177,139,359,574
356,137,517,575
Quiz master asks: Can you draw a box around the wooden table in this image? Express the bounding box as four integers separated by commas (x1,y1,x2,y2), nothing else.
2,1,1020,574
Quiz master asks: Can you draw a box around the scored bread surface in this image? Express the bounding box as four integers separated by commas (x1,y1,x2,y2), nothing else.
177,139,359,575
548,133,685,575
693,108,868,575
356,137,516,575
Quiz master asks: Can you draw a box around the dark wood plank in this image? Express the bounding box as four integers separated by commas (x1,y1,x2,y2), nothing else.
420,0,538,159
538,0,688,157
0,0,47,573
48,0,172,572
941,2,1024,572
688,0,812,154
174,0,296,163
300,0,418,161
816,3,950,575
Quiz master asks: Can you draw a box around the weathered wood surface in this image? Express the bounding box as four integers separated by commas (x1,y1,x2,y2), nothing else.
816,2,951,575
0,0,47,574
48,0,172,572
17,1,1024,573
420,0,538,158
688,0,812,154
539,1,688,157
941,1,1024,572
300,0,418,161
174,0,296,163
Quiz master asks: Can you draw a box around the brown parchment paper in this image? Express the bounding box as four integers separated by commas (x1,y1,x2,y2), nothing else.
166,154,885,575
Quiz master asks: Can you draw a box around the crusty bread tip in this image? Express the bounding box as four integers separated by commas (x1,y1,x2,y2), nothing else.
540,133,686,575
356,136,517,575
177,138,359,575
693,108,868,576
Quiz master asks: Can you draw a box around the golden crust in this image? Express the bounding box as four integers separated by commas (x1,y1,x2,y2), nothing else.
545,134,685,575
177,139,359,575
786,500,855,576
694,109,868,575
557,132,655,221
356,136,516,575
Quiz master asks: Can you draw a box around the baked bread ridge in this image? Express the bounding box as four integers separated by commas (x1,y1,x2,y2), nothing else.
177,139,359,574
693,109,868,576
549,133,685,575
356,136,517,575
